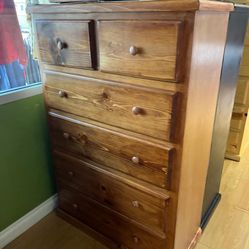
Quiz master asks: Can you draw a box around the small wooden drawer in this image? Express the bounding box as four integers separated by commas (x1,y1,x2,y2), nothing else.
49,113,174,188
58,186,167,249
54,151,169,234
44,72,179,141
98,20,183,81
36,20,96,68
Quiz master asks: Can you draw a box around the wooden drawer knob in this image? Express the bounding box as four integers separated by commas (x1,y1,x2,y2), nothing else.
56,39,66,50
129,46,138,56
132,106,143,115
132,156,140,164
133,236,139,244
68,171,74,177
72,203,78,209
58,90,67,98
132,200,139,208
63,132,70,139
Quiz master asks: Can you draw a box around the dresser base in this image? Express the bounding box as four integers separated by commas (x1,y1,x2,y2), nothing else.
201,193,221,229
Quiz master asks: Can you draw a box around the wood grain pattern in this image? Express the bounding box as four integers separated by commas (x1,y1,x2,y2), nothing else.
49,114,175,188
199,0,233,12
234,78,249,107
174,11,230,249
29,3,232,249
226,130,242,155
226,17,249,160
36,20,96,68
58,186,168,249
229,112,247,131
54,149,171,199
27,0,233,14
48,109,175,148
5,152,249,249
99,20,182,81
44,71,179,142
54,151,169,234
43,66,185,92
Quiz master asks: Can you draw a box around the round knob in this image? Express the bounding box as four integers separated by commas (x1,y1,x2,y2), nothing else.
63,132,70,139
132,106,142,115
57,39,65,50
72,203,78,209
129,46,138,56
133,236,139,244
68,171,74,177
58,90,67,98
132,156,140,164
132,200,139,208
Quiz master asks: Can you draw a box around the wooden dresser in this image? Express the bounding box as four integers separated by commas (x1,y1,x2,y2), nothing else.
29,1,233,249
225,16,249,161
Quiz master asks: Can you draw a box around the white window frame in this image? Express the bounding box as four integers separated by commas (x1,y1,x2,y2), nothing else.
0,84,43,105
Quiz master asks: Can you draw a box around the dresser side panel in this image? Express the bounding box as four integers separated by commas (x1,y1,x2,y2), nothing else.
174,11,230,249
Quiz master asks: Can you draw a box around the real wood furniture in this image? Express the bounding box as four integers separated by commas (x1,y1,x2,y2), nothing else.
29,1,233,248
225,2,249,161
4,152,249,249
201,5,249,229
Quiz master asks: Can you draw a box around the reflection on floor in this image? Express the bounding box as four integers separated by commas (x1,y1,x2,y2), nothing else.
196,150,249,249
4,150,249,249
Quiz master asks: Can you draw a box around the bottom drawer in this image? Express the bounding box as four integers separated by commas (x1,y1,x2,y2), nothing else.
58,186,167,249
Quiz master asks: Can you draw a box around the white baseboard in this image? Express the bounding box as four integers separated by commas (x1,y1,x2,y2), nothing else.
0,194,58,249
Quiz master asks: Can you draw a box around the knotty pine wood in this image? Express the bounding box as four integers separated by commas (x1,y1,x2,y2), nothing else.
225,10,249,160
29,2,233,249
49,114,174,189
58,186,167,249
28,0,233,14
43,66,185,92
36,20,96,68
174,10,230,249
54,151,169,234
44,71,179,142
234,78,249,107
98,20,182,81
53,149,171,201
4,154,249,249
48,109,177,151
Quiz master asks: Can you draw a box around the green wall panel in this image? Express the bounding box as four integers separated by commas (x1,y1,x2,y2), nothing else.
0,94,56,231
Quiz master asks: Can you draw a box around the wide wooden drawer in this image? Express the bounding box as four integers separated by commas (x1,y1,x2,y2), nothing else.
98,20,183,81
49,112,174,188
54,152,169,234
44,72,179,141
58,186,167,249
36,20,96,68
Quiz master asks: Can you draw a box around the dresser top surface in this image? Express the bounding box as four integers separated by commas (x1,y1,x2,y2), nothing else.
28,0,234,14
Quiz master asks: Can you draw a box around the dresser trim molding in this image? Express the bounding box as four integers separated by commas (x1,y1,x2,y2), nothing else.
28,0,233,14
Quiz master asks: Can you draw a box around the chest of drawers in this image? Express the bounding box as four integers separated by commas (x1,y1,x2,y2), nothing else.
29,1,233,248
